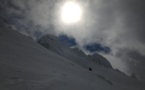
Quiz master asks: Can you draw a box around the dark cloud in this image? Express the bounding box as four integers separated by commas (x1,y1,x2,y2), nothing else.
0,0,56,39
115,49,145,80
0,0,145,80
119,0,145,43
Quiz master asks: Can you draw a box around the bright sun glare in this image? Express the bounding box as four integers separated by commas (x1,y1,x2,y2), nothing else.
61,1,82,24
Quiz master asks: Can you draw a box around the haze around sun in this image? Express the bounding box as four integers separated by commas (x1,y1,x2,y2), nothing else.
61,1,83,24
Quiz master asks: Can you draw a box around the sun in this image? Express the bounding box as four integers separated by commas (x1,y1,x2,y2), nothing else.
61,1,82,24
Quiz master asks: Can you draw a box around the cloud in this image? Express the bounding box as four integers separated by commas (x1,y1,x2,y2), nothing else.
114,48,145,80
0,0,57,39
1,0,145,80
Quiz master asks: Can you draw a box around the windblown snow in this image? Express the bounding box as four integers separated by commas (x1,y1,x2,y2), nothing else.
0,24,145,90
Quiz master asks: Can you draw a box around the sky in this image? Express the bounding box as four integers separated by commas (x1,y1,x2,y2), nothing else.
0,0,145,81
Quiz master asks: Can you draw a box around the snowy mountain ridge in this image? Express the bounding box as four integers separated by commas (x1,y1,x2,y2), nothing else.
0,25,145,90
38,34,112,70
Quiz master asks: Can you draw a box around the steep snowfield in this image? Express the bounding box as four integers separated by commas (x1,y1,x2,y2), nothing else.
0,25,145,90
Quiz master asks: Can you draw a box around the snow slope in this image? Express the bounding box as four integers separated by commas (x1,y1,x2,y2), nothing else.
0,25,145,90
38,34,112,69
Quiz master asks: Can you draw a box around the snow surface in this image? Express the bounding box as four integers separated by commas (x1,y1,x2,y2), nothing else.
0,25,145,90
38,34,112,69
